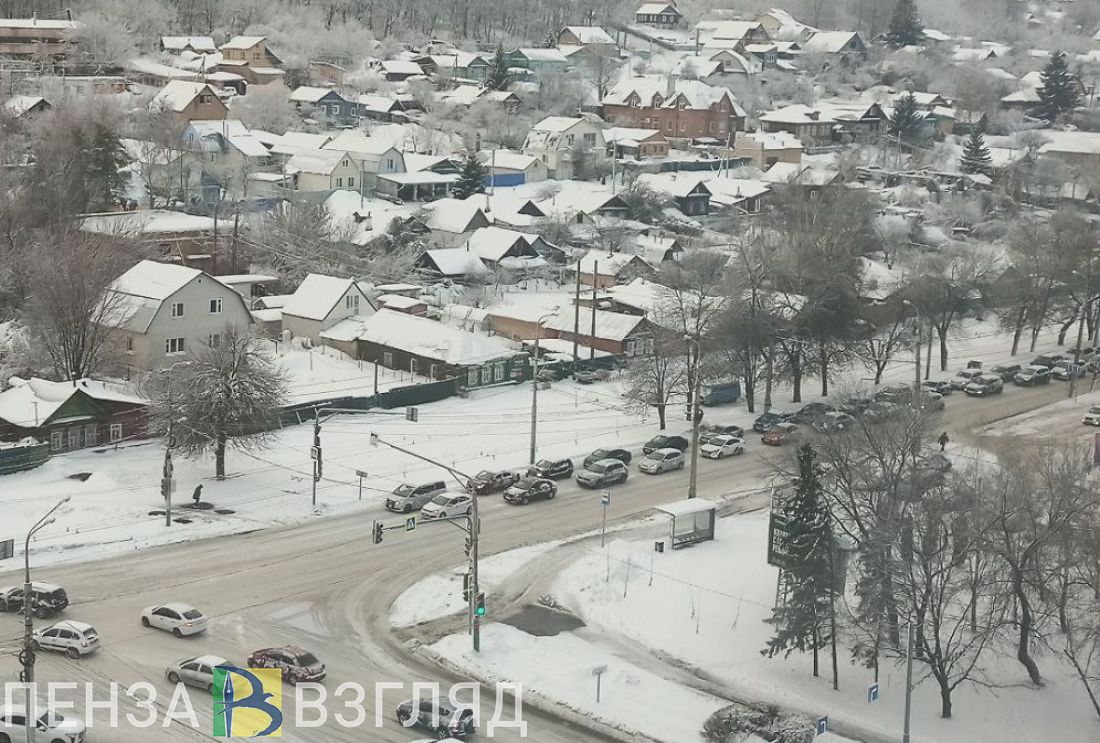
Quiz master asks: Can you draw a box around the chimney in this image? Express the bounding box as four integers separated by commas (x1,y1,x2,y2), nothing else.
666,72,678,97
807,110,819,120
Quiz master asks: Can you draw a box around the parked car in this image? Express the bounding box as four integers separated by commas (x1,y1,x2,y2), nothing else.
396,699,477,739
965,375,1004,396
575,459,629,488
643,434,689,454
950,368,985,391
791,402,836,424
752,410,793,433
762,422,799,446
988,364,1022,381
466,470,518,495
574,368,611,384
921,380,953,395
839,396,876,416
813,411,855,433
1030,353,1065,369
863,402,900,422
420,493,473,520
918,391,945,412
166,654,230,691
247,645,326,683
1083,406,1100,426
141,603,207,637
31,620,99,658
386,481,448,513
699,424,744,445
0,704,86,743
528,458,573,480
639,448,685,474
700,381,741,406
582,448,632,468
874,384,912,404
0,583,68,617
700,435,744,459
1014,365,1051,386
1052,361,1086,380
503,478,557,505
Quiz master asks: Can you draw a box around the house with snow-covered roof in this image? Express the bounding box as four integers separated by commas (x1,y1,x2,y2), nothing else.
415,198,493,246
161,36,217,55
462,226,549,267
98,260,252,370
479,149,549,184
755,8,816,41
759,102,885,147
800,31,867,60
523,116,606,180
731,130,803,169
693,20,768,46
218,36,284,85
285,149,361,192
1,94,50,120
604,127,669,159
283,273,375,342
288,86,358,126
636,3,682,29
568,251,654,288
602,76,746,141
558,26,618,57
321,130,406,193
150,81,227,123
415,248,492,280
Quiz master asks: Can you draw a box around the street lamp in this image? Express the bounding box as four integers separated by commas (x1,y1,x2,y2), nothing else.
685,336,702,499
158,361,193,527
530,312,556,465
22,495,70,742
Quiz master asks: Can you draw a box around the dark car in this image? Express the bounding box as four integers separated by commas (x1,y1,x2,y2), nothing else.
582,448,632,468
467,469,519,495
791,402,836,424
1030,353,1065,369
921,380,953,395
988,364,1022,381
643,434,690,454
1014,365,1051,386
396,699,477,739
0,583,68,618
699,424,745,445
247,646,325,683
761,422,799,446
839,396,876,416
863,401,900,422
965,375,1004,396
874,385,912,404
528,458,573,480
752,410,794,433
503,477,558,505
575,368,611,384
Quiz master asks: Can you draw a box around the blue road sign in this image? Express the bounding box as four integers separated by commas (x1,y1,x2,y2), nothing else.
405,516,416,532
868,682,880,703
601,492,611,507
816,716,828,736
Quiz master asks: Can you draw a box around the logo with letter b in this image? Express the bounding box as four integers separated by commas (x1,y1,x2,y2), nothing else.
213,665,283,737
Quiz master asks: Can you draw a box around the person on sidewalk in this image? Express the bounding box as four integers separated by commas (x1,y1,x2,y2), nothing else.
938,431,949,452
192,484,203,505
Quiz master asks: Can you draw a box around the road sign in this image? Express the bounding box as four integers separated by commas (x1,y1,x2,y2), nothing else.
405,516,416,532
816,716,828,736
767,512,797,569
161,477,176,494
310,446,321,460
868,682,880,703
355,469,368,479
0,539,13,560
601,491,611,507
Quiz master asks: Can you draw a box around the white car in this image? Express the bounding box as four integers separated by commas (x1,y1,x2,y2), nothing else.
638,448,685,474
142,603,208,636
166,654,230,691
0,704,87,743
700,435,745,459
420,493,473,520
1084,406,1100,426
31,620,99,658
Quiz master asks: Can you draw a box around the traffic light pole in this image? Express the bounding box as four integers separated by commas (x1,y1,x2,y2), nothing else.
307,406,412,508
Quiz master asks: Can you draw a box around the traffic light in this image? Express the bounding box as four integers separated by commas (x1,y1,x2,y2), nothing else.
475,592,486,617
463,573,472,602
371,521,384,545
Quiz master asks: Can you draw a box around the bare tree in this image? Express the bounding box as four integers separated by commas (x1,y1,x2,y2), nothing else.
909,246,996,371
621,333,685,430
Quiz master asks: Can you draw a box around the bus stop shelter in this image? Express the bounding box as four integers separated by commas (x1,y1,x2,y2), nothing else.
655,498,717,549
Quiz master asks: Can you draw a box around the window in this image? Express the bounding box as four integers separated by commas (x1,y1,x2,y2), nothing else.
171,302,184,318
50,430,64,451
410,358,418,374
84,424,97,447
208,333,220,348
494,362,505,382
709,121,716,133
337,177,344,187
342,158,349,167
679,121,686,132
665,120,672,132
430,364,440,379
348,176,355,188
583,132,596,146
330,104,339,115
68,427,80,450
565,134,575,146
467,367,478,386
383,352,393,367
386,157,395,169
346,294,359,310
199,94,212,104
481,365,492,384
209,298,222,314
126,336,134,353
166,338,186,355
109,424,122,443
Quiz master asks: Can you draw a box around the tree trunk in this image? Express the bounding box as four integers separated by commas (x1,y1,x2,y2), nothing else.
791,353,802,404
812,605,820,678
820,345,829,397
937,325,949,371
1013,571,1043,685
744,378,755,414
1011,307,1026,355
939,680,953,718
1057,316,1075,347
215,434,227,481
656,403,666,430
764,345,775,410
1065,648,1100,721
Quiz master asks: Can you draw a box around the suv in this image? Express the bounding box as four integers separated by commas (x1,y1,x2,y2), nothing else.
396,699,477,739
575,459,629,488
503,478,557,504
386,481,447,513
989,364,1022,381
950,368,985,391
582,448,632,468
753,410,793,433
528,458,573,480
420,493,473,520
1052,361,1086,381
166,654,230,691
1083,406,1100,426
1014,365,1051,386
0,704,86,743
965,375,1004,396
31,620,99,658
247,645,326,683
0,583,69,618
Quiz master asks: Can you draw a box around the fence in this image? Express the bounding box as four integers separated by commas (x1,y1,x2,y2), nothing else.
280,378,457,426
0,441,50,476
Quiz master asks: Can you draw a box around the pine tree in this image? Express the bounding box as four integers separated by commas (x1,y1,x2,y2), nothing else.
889,93,924,142
486,45,511,91
1035,50,1079,122
959,127,993,177
454,151,487,199
763,444,835,678
544,30,557,48
886,0,923,47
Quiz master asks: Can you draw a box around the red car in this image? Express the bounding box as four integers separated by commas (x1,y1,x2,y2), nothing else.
761,422,799,446
247,645,326,683
466,469,519,495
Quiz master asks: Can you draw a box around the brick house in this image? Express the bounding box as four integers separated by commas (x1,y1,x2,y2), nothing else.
602,76,746,140
0,378,148,453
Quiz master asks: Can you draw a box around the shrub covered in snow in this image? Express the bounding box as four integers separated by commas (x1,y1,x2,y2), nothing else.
703,703,813,743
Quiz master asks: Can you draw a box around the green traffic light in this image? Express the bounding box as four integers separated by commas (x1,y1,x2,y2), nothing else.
476,606,485,616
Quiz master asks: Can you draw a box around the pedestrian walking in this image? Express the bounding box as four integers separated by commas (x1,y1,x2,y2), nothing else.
938,431,949,452
192,484,203,505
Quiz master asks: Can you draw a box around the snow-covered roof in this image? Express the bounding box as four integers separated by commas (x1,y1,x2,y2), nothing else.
736,130,803,150
381,60,425,75
570,251,647,276
694,20,762,41
0,18,78,29
322,130,400,160
562,26,615,44
704,177,770,206
512,48,568,63
655,498,717,517
422,198,487,233
921,28,951,42
354,308,519,365
636,3,679,15
463,226,539,263
285,148,350,176
480,149,541,171
358,94,401,112
162,36,216,53
0,378,145,429
604,127,664,145
604,76,742,114
151,81,218,113
759,102,880,125
280,131,333,151
185,119,269,158
438,85,484,106
544,306,646,341
638,172,711,198
1038,131,1100,156
324,190,413,246
221,35,266,51
109,260,203,301
215,273,279,286
1,95,47,118
376,294,425,310
283,274,364,321
289,86,340,103
81,211,217,236
762,161,839,186
952,47,996,62
421,248,491,277
530,115,585,133
801,31,861,54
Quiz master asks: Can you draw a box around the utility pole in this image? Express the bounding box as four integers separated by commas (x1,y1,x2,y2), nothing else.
686,336,702,499
311,410,322,508
902,620,915,743
160,361,190,526
913,315,922,397
530,313,555,465
572,267,582,370
590,261,598,360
